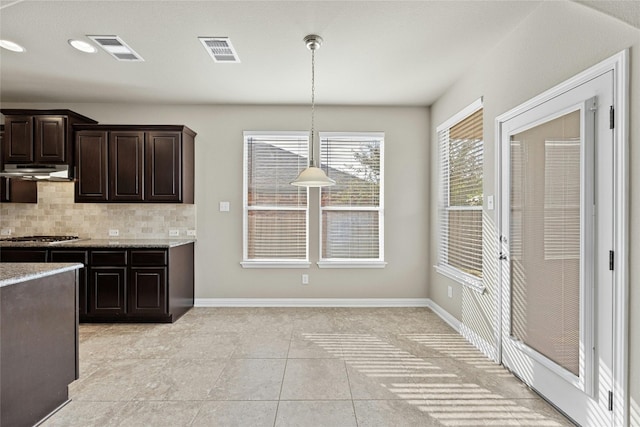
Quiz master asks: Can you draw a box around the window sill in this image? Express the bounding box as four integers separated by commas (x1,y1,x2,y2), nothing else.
434,265,485,294
241,261,311,269
317,260,387,269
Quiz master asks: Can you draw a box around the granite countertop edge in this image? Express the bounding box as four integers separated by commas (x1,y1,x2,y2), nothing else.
0,239,196,249
1,263,83,288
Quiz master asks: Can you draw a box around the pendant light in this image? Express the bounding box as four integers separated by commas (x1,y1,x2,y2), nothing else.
291,34,336,187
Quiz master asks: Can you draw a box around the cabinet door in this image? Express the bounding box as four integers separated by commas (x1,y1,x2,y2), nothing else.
88,267,127,316
129,267,167,316
110,131,144,201
0,178,37,203
145,131,181,202
75,131,108,202
50,250,88,318
0,249,48,262
3,116,33,163
34,116,66,163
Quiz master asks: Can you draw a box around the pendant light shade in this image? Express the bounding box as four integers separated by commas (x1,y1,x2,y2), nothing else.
291,34,335,187
291,166,335,187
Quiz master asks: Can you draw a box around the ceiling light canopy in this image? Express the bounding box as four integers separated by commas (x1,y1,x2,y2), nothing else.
68,39,97,53
291,34,335,188
0,39,25,52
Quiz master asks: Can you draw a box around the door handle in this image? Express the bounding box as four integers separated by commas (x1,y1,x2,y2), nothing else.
499,253,508,260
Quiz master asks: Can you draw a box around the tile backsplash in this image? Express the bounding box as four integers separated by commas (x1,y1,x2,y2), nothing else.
0,181,196,239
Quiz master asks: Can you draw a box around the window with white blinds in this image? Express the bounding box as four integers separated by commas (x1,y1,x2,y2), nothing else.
319,132,384,266
242,132,310,267
436,100,483,286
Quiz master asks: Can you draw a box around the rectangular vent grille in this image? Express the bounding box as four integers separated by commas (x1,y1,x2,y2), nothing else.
88,35,144,62
198,37,240,63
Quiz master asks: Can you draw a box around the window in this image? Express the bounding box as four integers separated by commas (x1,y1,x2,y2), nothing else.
436,99,483,289
242,132,310,268
318,132,385,268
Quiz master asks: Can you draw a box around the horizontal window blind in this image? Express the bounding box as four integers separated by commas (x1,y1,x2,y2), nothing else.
438,105,483,278
320,133,383,261
244,133,308,261
544,139,580,260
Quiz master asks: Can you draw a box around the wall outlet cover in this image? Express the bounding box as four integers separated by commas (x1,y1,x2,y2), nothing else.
1,229,11,236
187,230,196,236
108,229,119,237
169,229,180,237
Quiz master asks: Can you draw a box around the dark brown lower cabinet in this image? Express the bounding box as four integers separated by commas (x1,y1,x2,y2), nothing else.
50,250,88,321
89,266,127,317
129,267,167,316
0,243,193,323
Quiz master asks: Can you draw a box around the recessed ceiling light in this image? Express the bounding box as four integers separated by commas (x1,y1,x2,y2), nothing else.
68,39,97,53
0,39,25,52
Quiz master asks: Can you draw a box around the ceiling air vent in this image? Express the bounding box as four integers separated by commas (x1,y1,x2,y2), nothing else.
87,35,144,62
198,37,240,63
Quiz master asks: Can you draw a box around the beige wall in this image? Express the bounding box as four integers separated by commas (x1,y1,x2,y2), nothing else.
1,104,431,300
429,1,639,424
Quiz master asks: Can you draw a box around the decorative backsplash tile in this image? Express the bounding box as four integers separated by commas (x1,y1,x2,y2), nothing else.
0,181,196,238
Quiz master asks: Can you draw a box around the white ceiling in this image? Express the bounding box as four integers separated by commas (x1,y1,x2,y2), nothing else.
1,0,608,107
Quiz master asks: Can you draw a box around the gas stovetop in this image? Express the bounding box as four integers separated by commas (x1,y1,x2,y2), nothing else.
0,235,80,243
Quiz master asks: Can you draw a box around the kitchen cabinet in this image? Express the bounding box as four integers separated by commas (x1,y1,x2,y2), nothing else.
75,130,108,202
0,248,48,262
74,125,195,203
0,242,194,323
0,126,38,203
50,250,88,319
0,178,38,203
89,250,127,317
1,109,97,169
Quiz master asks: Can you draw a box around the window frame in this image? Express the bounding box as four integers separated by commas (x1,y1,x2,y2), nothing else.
317,131,386,269
241,131,311,269
435,99,485,292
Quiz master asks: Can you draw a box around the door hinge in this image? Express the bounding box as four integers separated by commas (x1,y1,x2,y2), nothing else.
608,390,613,411
609,106,615,129
609,250,614,271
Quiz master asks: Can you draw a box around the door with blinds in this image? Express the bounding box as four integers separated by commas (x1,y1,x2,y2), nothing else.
498,71,614,426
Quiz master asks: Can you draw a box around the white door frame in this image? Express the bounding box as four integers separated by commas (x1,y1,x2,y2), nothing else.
493,49,629,426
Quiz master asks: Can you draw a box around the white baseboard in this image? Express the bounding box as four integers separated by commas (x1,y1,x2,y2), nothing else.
424,298,497,362
194,298,430,308
423,298,461,332
459,323,498,361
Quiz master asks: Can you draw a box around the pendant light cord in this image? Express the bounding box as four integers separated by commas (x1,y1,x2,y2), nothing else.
310,47,316,167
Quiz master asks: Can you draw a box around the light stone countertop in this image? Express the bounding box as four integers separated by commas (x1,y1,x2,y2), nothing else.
0,238,196,249
0,263,83,288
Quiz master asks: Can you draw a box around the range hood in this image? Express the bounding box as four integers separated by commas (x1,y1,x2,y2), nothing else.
0,164,72,181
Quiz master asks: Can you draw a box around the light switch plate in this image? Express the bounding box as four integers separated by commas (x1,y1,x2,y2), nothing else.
219,201,230,212
108,229,119,237
187,230,196,236
1,229,11,236
169,229,180,237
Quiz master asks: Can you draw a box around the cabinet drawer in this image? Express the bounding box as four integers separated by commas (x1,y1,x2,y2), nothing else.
90,250,127,266
0,249,48,262
50,250,88,264
130,250,167,266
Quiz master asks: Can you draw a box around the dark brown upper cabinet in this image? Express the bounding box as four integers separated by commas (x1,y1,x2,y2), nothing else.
75,130,108,202
74,125,195,203
1,109,97,170
110,131,144,202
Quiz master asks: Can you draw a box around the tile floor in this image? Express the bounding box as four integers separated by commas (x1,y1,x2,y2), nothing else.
42,307,574,426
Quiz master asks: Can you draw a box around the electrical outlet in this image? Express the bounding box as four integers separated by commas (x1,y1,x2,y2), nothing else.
187,230,196,236
108,229,119,237
302,274,309,285
448,286,453,298
1,229,11,236
169,229,180,237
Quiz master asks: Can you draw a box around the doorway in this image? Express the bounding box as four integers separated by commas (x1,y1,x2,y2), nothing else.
495,51,628,426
